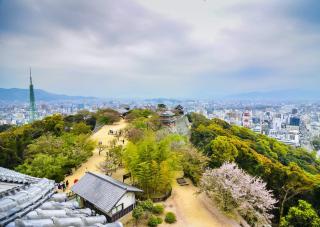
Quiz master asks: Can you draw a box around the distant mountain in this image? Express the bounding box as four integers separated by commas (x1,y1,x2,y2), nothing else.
0,88,97,102
225,90,320,101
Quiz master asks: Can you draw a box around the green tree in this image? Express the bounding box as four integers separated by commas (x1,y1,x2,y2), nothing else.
312,136,320,151
180,146,208,185
95,108,120,125
280,200,320,227
209,136,238,167
123,133,182,197
71,122,91,135
15,133,94,181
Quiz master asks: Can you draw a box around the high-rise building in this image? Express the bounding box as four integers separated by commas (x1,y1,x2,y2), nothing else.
242,109,251,128
292,108,298,115
29,68,36,122
289,116,300,126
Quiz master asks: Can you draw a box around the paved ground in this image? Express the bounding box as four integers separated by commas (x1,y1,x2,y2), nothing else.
64,119,127,190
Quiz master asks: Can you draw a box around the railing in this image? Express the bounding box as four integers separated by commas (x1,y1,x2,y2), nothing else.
110,204,134,222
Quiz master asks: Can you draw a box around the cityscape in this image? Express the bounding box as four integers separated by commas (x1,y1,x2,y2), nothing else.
1,79,320,152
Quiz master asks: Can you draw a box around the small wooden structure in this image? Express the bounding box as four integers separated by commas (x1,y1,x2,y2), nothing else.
71,172,143,222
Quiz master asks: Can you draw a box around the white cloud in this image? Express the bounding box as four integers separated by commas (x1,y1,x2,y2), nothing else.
0,0,319,98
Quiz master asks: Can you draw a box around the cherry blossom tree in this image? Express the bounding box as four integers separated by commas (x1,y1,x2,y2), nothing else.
199,162,277,226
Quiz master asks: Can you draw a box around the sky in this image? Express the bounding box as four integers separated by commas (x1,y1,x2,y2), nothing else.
0,0,319,99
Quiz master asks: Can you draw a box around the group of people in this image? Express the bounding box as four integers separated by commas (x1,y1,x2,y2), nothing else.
57,180,69,191
56,179,78,192
108,129,123,136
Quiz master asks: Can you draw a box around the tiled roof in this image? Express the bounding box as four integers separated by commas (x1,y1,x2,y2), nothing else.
0,167,123,227
71,172,142,213
160,110,175,117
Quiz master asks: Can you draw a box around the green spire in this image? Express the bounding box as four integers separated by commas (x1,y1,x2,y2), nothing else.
29,68,36,122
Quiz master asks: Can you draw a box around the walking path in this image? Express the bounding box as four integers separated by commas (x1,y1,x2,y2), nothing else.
162,177,241,227
64,119,127,189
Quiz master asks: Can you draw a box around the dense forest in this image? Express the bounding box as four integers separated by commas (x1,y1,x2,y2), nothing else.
188,113,320,225
0,109,120,181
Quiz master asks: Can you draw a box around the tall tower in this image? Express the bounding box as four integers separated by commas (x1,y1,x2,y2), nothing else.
29,68,36,122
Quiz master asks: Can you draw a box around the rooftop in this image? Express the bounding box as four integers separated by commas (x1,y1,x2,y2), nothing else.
0,167,123,227
71,172,142,214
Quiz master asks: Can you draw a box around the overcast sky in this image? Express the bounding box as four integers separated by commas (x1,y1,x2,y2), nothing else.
0,0,319,98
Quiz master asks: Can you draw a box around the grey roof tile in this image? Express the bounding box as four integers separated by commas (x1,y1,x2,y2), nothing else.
0,168,122,227
71,172,142,213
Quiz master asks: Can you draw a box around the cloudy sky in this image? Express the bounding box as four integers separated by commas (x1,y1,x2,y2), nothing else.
0,0,319,98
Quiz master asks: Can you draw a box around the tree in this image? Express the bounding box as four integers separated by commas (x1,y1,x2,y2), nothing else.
209,136,238,167
280,200,320,227
199,163,277,226
97,145,122,176
71,122,91,135
15,133,94,181
123,133,182,196
95,108,120,125
125,109,155,122
312,136,320,151
157,103,167,110
180,146,209,185
277,163,316,223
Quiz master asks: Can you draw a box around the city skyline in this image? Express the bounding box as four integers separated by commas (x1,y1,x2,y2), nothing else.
1,0,320,98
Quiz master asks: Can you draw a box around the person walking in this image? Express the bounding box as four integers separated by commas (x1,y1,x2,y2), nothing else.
66,180,69,188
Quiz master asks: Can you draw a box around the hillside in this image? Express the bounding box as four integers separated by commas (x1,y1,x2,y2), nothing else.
188,113,320,224
0,88,97,102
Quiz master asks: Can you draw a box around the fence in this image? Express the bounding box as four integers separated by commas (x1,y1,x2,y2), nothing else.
136,187,172,202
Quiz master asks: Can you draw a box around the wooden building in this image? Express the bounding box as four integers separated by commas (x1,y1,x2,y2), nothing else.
71,172,143,222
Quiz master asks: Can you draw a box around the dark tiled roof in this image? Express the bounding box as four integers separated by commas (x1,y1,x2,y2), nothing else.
0,167,123,227
71,172,142,213
160,110,175,117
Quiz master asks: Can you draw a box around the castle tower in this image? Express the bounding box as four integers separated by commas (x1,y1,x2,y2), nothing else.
29,68,36,122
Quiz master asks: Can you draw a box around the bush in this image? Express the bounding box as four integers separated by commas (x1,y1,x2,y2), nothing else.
152,204,164,214
148,215,162,227
156,217,163,224
165,212,177,224
140,199,154,211
132,206,143,222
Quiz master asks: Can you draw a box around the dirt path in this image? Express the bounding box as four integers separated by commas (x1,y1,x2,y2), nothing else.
64,120,127,189
162,177,241,227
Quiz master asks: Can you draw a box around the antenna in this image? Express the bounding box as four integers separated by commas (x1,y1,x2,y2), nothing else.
29,67,32,84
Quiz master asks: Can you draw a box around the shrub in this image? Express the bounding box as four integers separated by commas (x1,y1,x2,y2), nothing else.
132,206,143,222
156,217,163,224
152,204,164,214
140,199,154,211
165,212,177,224
148,215,161,227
